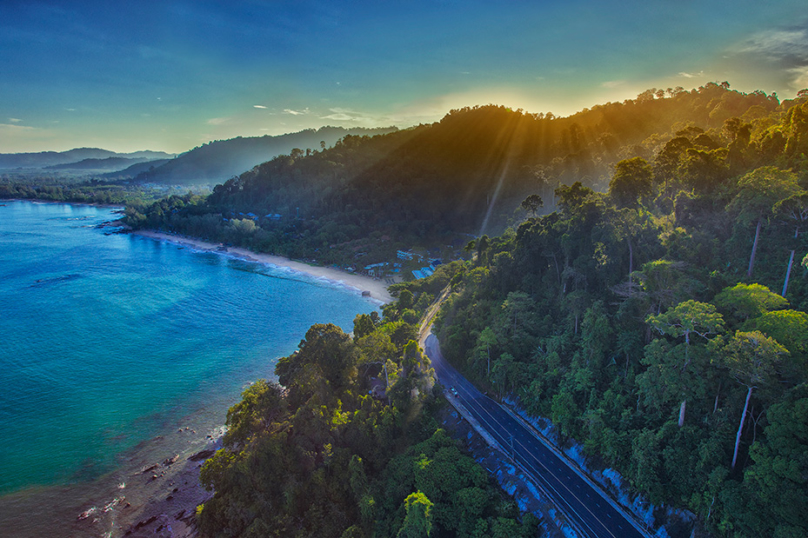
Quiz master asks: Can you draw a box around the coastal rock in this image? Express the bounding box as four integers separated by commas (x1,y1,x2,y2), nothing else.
188,448,215,461
131,515,159,531
163,454,179,465
77,506,97,521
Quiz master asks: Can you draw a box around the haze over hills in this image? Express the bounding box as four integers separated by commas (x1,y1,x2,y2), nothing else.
195,84,798,241
44,156,157,171
131,126,399,185
101,159,173,180
0,148,174,170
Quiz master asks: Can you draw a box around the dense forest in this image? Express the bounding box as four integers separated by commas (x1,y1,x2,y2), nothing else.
191,84,808,537
124,84,804,267
197,297,540,538
428,100,808,536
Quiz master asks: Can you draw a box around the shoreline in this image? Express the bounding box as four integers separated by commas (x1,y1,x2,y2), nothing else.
0,203,394,537
133,230,394,305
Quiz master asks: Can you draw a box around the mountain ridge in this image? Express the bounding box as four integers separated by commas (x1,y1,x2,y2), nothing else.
132,125,399,185
0,148,175,170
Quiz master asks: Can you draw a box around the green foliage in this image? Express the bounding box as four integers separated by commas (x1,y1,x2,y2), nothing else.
428,94,808,538
397,492,433,538
715,283,789,323
608,157,653,208
223,380,286,448
115,87,808,538
196,301,527,538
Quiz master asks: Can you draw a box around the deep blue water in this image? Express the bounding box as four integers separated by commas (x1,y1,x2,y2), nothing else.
0,201,376,494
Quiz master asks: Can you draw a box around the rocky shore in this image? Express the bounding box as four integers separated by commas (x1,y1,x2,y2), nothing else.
72,427,223,538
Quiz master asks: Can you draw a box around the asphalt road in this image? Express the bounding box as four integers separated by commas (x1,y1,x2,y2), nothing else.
424,334,646,538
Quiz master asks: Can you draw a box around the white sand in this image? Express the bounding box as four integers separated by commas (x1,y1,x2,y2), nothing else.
133,230,393,304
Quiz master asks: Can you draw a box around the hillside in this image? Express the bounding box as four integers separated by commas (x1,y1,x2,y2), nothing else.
132,126,398,185
170,90,808,538
124,83,808,537
127,83,806,265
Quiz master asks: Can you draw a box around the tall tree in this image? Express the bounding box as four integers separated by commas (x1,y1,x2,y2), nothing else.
722,330,788,470
478,326,497,377
397,491,434,538
520,194,543,218
608,157,653,209
647,300,725,426
727,166,803,278
773,192,808,295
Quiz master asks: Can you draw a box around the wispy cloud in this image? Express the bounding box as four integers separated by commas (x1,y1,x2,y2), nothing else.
734,26,808,89
283,108,309,116
678,71,704,79
253,105,267,109
0,123,55,148
320,107,362,121
601,80,625,88
319,107,387,124
206,117,229,125
738,29,808,58
8,118,22,123
0,123,35,131
789,66,808,89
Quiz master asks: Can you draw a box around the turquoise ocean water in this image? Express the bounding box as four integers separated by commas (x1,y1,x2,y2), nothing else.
0,201,376,520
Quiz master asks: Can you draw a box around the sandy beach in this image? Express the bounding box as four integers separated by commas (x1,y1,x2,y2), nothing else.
133,230,394,305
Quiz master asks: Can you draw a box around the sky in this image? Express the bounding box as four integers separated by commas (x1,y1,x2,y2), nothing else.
2,0,808,154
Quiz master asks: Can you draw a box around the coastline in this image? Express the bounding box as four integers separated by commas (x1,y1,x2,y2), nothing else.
133,230,394,305
0,202,392,537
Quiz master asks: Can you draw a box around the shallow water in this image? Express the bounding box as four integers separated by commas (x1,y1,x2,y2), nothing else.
0,201,377,535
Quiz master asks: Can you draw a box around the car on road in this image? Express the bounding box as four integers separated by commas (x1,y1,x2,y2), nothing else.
450,387,458,397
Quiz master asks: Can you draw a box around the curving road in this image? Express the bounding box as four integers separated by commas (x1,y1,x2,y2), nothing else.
424,334,647,538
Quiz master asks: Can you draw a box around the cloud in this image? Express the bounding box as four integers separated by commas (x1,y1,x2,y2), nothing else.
678,71,704,79
319,107,384,123
253,105,267,109
206,117,229,125
601,80,625,88
283,108,309,116
320,107,361,121
738,29,808,59
789,66,808,89
0,123,56,150
8,118,22,123
734,26,808,89
0,123,35,131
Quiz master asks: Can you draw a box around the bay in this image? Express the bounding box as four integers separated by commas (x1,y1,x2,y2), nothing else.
0,200,377,533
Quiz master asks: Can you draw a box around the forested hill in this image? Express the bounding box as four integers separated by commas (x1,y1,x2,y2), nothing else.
132,126,398,185
127,84,808,537
127,83,806,265
428,108,808,536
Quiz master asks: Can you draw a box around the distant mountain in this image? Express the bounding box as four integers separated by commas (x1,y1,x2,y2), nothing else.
132,126,398,185
101,159,172,179
0,148,174,170
44,156,158,171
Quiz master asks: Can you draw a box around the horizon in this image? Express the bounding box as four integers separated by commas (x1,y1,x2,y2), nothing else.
2,1,807,154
